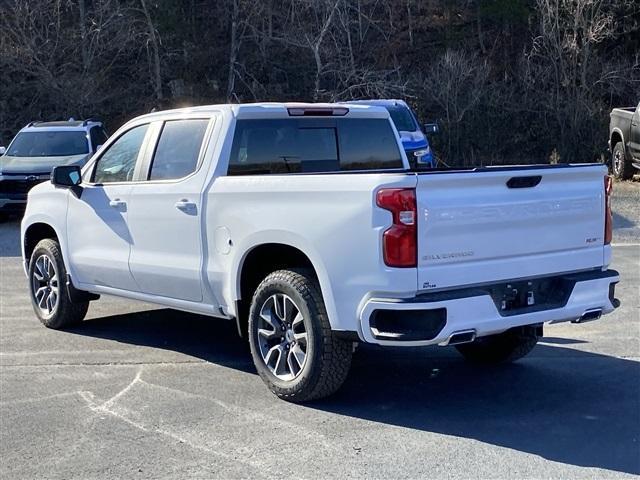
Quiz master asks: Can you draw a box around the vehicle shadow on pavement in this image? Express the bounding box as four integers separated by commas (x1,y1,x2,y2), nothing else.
321,343,640,476
68,308,640,476
68,308,255,373
613,211,636,229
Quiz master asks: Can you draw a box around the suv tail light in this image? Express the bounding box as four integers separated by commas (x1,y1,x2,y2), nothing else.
376,188,417,267
604,175,613,245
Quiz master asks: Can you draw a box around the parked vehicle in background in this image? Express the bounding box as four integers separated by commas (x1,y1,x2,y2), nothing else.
0,119,108,217
343,99,438,168
609,102,640,180
21,103,619,402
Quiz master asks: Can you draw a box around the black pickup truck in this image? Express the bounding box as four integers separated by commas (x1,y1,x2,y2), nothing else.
609,102,640,180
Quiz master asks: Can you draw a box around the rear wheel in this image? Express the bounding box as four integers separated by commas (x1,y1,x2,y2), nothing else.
248,269,352,402
612,141,633,180
455,325,540,364
28,238,89,329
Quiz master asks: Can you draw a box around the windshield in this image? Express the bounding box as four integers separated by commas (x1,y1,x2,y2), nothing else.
385,105,418,132
7,131,89,157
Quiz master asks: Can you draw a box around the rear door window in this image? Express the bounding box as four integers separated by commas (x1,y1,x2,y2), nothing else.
228,118,402,175
148,119,210,180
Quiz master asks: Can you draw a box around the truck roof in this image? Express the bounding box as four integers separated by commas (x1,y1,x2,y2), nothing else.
129,102,390,125
342,99,410,108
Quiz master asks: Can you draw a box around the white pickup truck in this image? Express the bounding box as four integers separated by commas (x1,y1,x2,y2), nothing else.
21,103,619,402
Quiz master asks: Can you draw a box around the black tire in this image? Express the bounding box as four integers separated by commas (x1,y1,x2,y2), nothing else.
612,141,633,180
28,238,89,329
455,325,540,364
248,269,352,402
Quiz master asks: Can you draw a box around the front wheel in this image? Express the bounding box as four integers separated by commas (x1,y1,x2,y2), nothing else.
248,269,352,402
28,238,89,329
455,325,540,364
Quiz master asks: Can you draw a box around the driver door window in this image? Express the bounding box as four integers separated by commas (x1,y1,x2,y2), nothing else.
92,125,148,183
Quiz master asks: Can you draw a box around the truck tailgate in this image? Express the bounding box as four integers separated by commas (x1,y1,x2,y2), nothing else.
416,165,607,292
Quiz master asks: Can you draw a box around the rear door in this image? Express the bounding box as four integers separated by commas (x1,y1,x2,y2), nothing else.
415,165,606,292
126,116,215,302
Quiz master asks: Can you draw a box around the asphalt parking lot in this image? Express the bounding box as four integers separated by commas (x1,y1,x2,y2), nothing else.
1,186,639,479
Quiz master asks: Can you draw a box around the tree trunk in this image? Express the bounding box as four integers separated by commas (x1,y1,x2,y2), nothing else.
140,0,163,101
227,0,239,102
476,2,486,54
78,0,88,71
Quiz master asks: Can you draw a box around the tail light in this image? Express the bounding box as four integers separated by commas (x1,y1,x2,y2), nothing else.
376,188,417,267
287,107,349,116
604,175,613,245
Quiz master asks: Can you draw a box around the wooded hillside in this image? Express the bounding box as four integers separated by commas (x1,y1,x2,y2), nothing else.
1,0,639,166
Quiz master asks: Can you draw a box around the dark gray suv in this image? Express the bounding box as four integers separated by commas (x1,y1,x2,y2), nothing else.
0,119,108,217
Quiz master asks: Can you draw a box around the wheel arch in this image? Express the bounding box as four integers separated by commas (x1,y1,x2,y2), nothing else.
232,241,335,338
610,129,625,152
23,222,61,265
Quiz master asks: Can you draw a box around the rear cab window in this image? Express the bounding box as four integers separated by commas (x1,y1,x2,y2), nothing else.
228,118,403,175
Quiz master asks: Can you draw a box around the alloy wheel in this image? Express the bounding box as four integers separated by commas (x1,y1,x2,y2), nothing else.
31,254,59,317
257,293,309,381
614,149,623,176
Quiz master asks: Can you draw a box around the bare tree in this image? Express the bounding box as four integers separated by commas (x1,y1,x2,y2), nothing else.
524,0,636,160
267,0,341,100
423,49,490,165
139,0,163,101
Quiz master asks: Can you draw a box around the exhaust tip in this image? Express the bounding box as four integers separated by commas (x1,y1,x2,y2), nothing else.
440,329,476,346
572,308,603,324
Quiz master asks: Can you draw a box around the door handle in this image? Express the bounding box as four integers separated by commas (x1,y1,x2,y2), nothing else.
109,199,126,208
175,199,196,212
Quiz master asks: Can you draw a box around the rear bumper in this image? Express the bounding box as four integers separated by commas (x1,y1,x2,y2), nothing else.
358,269,620,346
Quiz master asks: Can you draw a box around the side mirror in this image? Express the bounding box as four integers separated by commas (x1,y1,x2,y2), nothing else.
51,165,83,196
423,123,439,134
0,146,6,156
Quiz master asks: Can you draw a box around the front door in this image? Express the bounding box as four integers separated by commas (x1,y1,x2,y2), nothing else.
127,117,213,302
67,124,150,291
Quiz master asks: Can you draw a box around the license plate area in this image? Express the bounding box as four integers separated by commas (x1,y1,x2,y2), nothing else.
486,276,574,316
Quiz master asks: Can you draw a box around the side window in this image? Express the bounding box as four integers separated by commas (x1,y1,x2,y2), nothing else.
89,126,108,151
148,119,209,180
92,124,148,184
